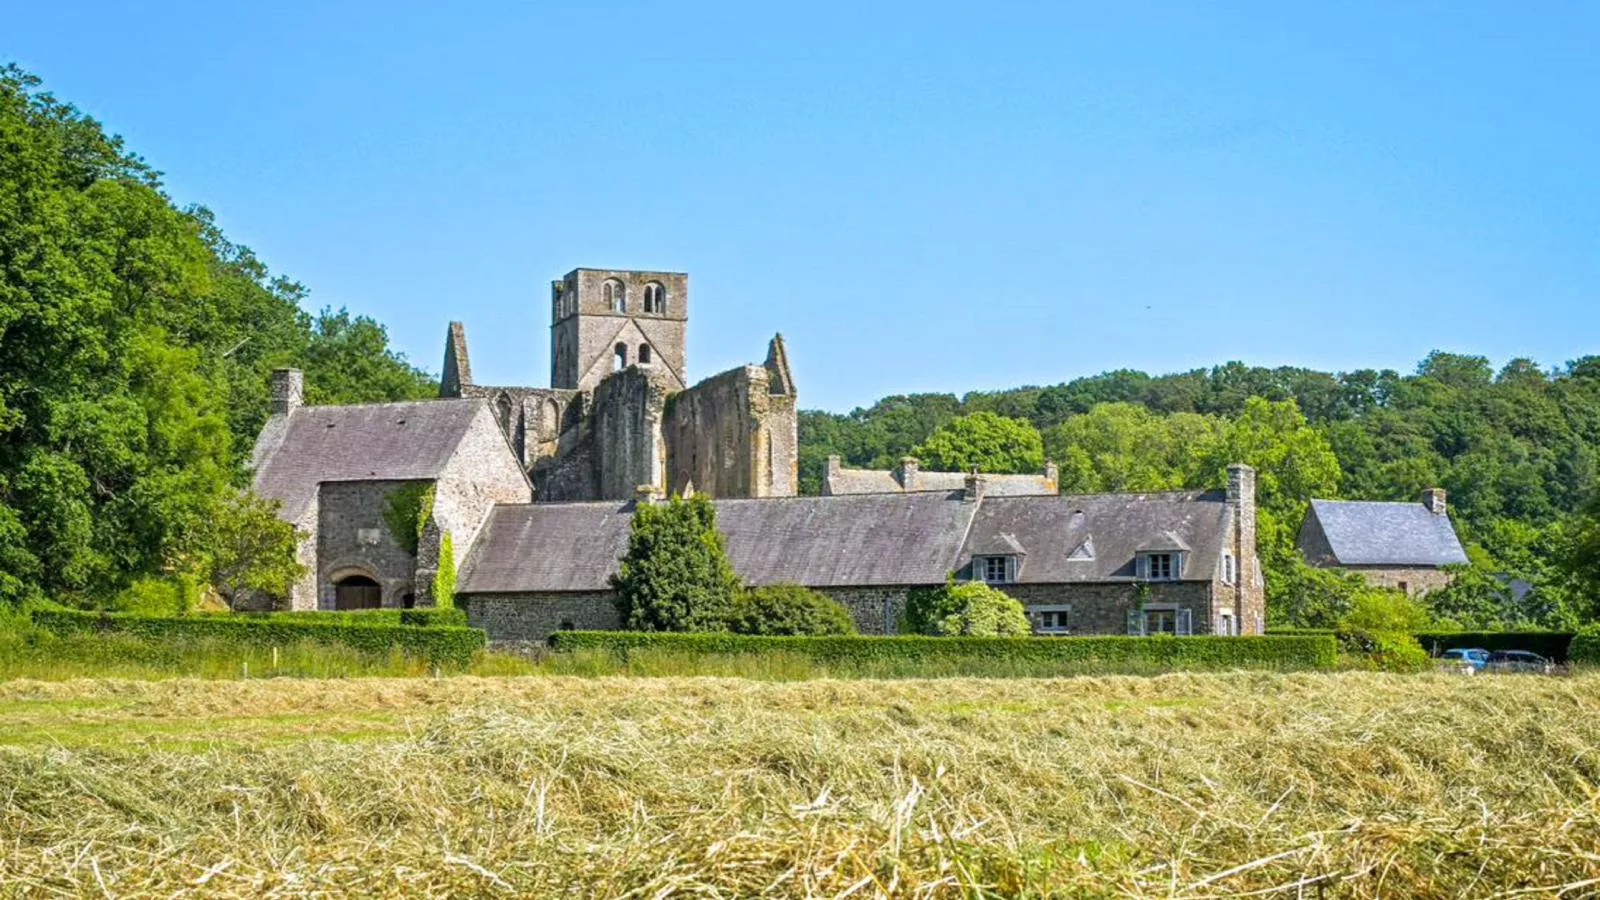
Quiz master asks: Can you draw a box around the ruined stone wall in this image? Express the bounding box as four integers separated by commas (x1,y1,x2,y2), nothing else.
315,480,424,610
593,367,669,500
463,592,621,642
665,364,798,498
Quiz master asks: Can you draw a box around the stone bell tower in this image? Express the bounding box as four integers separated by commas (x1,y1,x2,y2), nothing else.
550,268,688,394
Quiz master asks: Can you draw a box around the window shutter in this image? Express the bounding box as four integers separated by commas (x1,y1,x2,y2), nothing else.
1126,608,1143,636
1176,608,1192,636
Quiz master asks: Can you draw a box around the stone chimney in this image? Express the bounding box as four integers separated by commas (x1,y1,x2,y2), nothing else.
270,368,303,416
633,484,660,507
1043,460,1060,493
1226,463,1262,634
963,470,987,503
1423,488,1448,517
897,457,921,491
822,455,843,496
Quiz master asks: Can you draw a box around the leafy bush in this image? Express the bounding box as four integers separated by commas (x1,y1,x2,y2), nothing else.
729,584,857,636
1339,589,1430,634
905,582,1031,637
31,609,484,666
1571,626,1600,666
612,495,742,632
548,631,1338,671
1338,629,1431,672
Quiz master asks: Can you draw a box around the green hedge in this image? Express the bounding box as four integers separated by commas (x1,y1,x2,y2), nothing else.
31,609,484,666
1414,631,1575,662
191,608,469,628
547,631,1337,670
1570,631,1600,665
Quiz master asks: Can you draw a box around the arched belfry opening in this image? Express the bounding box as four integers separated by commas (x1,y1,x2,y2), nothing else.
334,574,382,611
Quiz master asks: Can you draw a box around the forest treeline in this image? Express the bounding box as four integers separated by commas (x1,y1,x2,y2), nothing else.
0,65,434,608
801,355,1600,629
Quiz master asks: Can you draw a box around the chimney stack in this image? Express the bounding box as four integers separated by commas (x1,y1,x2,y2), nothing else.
1044,460,1060,493
898,457,921,491
963,470,987,503
270,368,303,416
1423,488,1448,517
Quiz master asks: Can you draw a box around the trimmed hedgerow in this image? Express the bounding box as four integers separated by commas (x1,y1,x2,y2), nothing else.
181,608,469,628
548,631,1337,671
30,609,484,666
1562,628,1598,665
1414,631,1575,662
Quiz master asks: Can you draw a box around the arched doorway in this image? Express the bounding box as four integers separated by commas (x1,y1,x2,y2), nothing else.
334,574,382,610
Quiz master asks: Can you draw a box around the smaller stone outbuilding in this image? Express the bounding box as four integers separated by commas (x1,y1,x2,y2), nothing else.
250,370,531,611
1297,490,1468,596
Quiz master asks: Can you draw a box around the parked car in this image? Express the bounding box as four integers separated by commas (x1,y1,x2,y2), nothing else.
1484,650,1556,675
1439,647,1489,672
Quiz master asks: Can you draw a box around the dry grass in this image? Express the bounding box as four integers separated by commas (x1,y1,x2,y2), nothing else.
2,671,1598,897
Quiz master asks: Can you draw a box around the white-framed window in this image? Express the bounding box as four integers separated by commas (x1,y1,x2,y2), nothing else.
1222,552,1237,586
1139,552,1179,581
644,282,667,314
977,555,1015,584
1219,612,1237,636
1032,605,1071,635
1127,605,1192,636
604,278,627,313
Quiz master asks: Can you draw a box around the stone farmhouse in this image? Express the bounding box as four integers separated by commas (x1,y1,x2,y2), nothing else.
250,266,1265,638
1296,490,1469,595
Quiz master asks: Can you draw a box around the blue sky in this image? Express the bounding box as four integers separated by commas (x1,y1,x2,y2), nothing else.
8,2,1599,412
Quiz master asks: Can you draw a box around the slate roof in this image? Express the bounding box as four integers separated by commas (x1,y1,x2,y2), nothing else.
458,488,1234,594
960,491,1228,583
252,400,488,522
1305,499,1468,567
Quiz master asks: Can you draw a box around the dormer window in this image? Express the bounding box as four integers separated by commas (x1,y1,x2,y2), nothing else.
977,555,1016,584
1138,552,1180,581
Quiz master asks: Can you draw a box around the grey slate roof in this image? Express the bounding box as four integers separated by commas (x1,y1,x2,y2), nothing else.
458,488,1233,594
252,400,488,522
1305,499,1468,567
960,491,1227,583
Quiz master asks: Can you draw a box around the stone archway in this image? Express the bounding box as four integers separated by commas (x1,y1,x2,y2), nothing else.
333,574,382,610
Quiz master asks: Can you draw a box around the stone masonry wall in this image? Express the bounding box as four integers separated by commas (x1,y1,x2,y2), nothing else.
593,366,669,499
665,364,798,498
817,587,912,635
464,592,621,642
1005,582,1216,635
315,479,424,610
1346,566,1454,596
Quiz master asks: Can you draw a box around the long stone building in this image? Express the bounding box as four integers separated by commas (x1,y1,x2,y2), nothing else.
1297,490,1468,595
250,265,1265,637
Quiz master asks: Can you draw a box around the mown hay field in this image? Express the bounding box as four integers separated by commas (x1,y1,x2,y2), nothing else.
2,672,1598,898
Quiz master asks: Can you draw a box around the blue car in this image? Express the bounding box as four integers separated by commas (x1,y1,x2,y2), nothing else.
1440,648,1489,671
